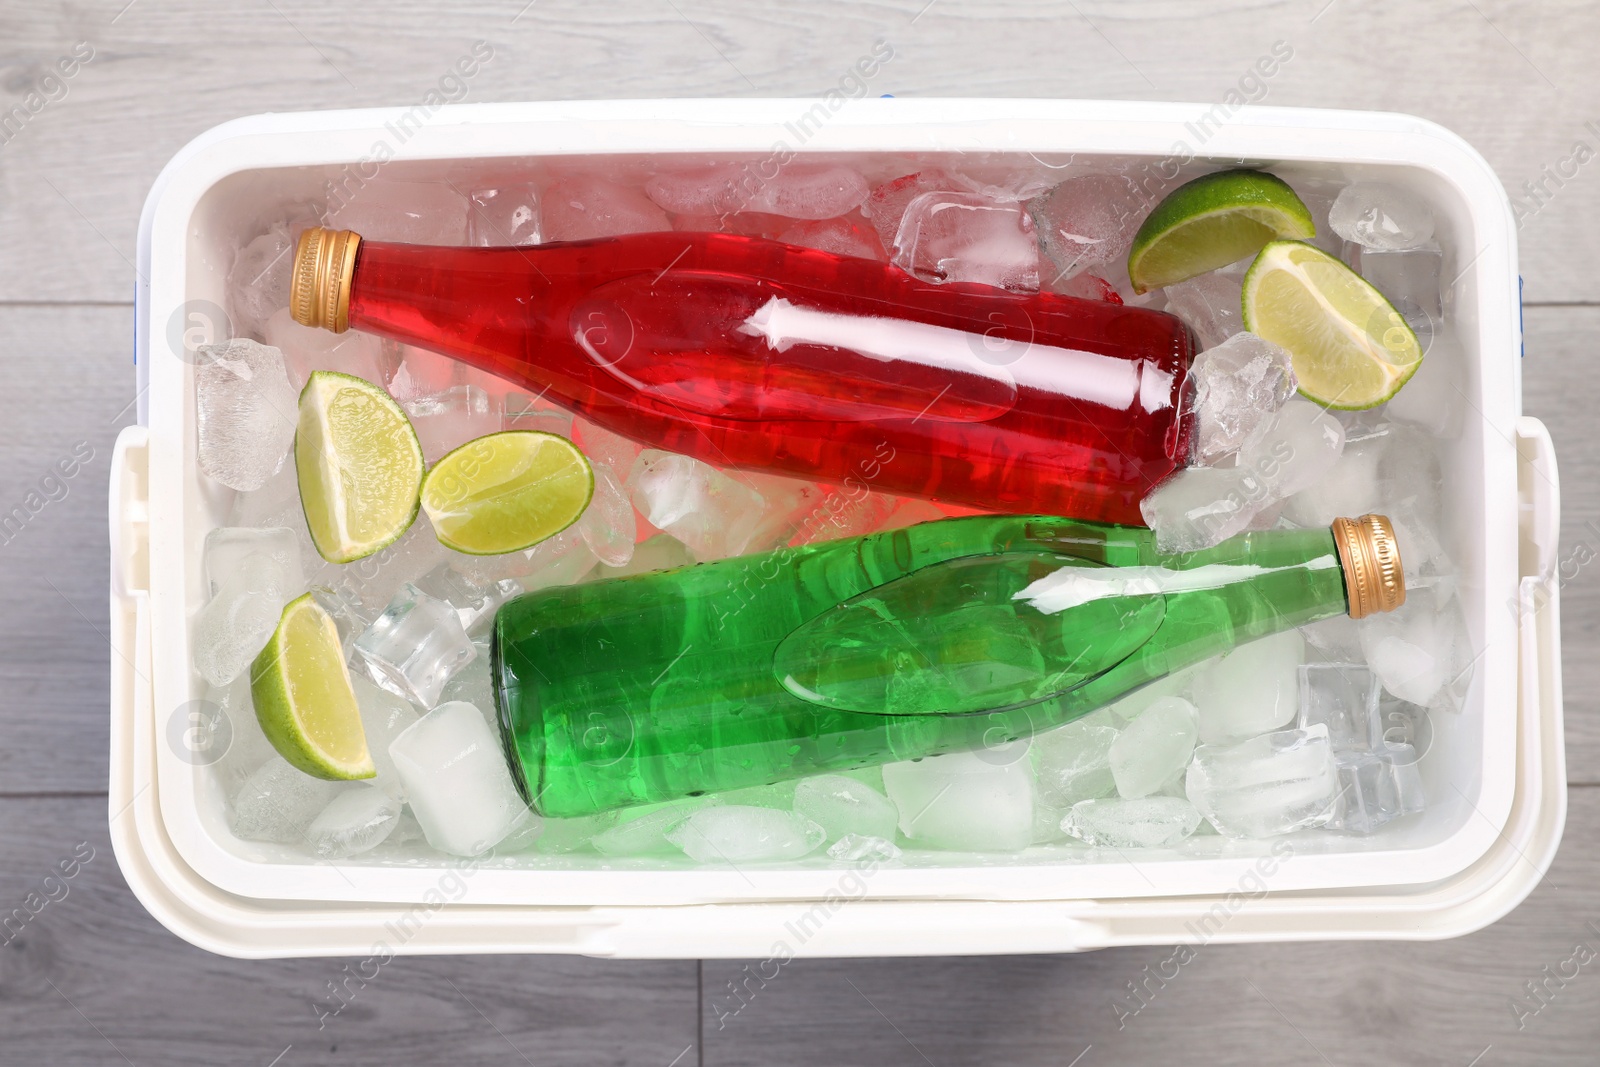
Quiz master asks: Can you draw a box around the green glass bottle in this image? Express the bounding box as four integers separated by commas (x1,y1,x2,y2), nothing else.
491,513,1402,817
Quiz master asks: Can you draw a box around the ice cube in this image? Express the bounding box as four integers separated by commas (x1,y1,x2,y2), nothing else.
644,164,757,217
322,519,455,622
735,473,829,551
228,756,343,845
1281,432,1385,527
666,806,826,863
304,783,402,858
1103,665,1201,725
1061,796,1203,849
402,385,500,465
863,170,966,254
1378,692,1431,751
1192,630,1303,745
712,781,800,810
1027,174,1146,278
542,176,670,241
306,586,371,655
1109,696,1198,798
878,497,948,533
1297,662,1382,752
1354,242,1444,347
192,550,294,687
1237,399,1346,497
499,527,601,591
388,701,529,856
791,489,898,547
411,563,522,636
228,463,305,531
1186,725,1337,838
573,417,644,478
1049,271,1124,303
1162,272,1245,351
208,674,277,792
881,746,1034,852
353,584,478,708
1190,332,1298,463
504,391,574,438
536,812,618,854
645,164,867,221
592,532,695,580
1030,718,1119,807
629,450,766,560
1385,329,1466,438
349,674,419,797
750,164,869,219
1139,464,1254,553
227,222,296,340
777,215,887,259
1300,614,1365,664
468,184,542,246
793,774,900,844
386,345,461,403
576,461,636,568
1328,183,1435,251
203,527,302,600
440,642,496,723
827,834,903,863
326,181,470,245
1326,743,1425,833
893,191,1039,291
1359,585,1474,711
495,810,545,854
262,308,391,393
195,339,298,492
591,800,715,857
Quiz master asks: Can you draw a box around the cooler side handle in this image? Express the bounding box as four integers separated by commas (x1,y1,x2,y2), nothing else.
1514,416,1559,582
110,425,151,601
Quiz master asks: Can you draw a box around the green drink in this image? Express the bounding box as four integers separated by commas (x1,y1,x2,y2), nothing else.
492,514,1402,817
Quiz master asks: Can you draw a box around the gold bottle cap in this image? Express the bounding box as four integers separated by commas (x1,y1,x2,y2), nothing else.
289,226,362,333
1331,514,1405,619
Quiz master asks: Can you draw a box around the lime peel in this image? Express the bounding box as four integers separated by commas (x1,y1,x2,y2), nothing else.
420,431,595,556
1128,169,1316,293
250,593,375,782
295,370,424,564
1242,239,1423,410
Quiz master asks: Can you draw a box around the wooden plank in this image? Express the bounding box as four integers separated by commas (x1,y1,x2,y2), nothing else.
0,795,701,1066
1521,305,1596,784
1,0,1599,303
0,306,134,795
702,786,1600,1066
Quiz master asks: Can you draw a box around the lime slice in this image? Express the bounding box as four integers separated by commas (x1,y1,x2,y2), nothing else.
295,370,423,563
1242,239,1424,410
1128,169,1315,293
420,431,595,555
250,593,374,781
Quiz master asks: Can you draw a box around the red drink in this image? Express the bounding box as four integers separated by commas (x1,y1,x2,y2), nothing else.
294,228,1196,523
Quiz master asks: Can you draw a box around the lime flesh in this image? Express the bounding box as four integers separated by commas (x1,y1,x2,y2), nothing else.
1242,239,1424,410
250,593,374,781
420,431,595,555
295,371,424,564
1128,169,1315,293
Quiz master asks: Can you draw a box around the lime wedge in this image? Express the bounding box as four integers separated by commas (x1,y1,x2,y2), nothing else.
250,593,374,781
1128,169,1315,293
1242,239,1423,410
420,431,595,555
295,371,423,563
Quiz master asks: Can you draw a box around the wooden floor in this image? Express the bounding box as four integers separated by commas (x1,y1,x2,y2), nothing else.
2,0,1598,1062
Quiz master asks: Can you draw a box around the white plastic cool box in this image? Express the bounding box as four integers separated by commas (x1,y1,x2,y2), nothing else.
109,99,1564,958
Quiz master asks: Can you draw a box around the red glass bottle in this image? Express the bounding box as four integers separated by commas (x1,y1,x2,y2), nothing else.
291,227,1196,524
